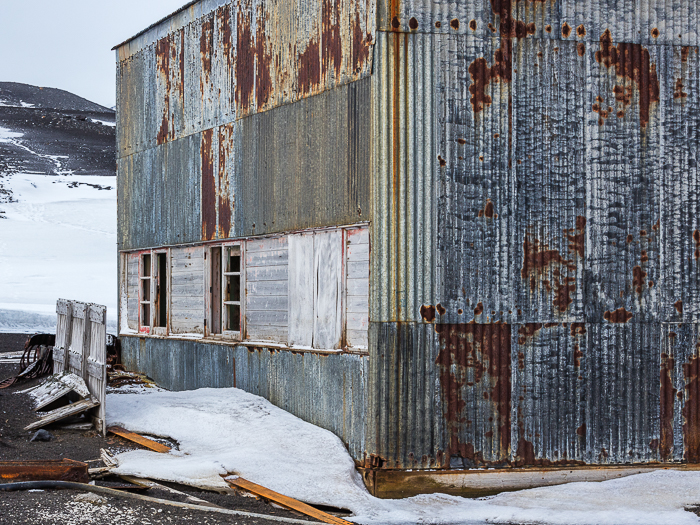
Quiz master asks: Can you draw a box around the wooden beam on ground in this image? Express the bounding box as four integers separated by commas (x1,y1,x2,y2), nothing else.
24,397,99,431
0,459,89,483
107,426,171,453
357,464,700,499
224,476,354,525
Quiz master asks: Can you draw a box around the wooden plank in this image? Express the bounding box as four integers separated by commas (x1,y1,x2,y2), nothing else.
288,233,314,347
247,280,289,296
33,373,90,411
108,426,171,453
246,249,288,268
347,260,369,280
247,265,288,282
246,325,289,342
347,243,369,262
346,226,369,245
171,296,205,308
224,477,353,525
247,295,287,312
313,230,343,350
347,312,368,331
170,246,204,261
246,236,288,253
246,309,288,325
171,283,205,296
346,295,368,313
25,397,100,431
171,262,204,274
346,329,368,349
0,460,89,483
346,278,368,297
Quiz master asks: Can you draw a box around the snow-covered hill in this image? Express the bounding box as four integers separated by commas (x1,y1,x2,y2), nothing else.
0,83,117,333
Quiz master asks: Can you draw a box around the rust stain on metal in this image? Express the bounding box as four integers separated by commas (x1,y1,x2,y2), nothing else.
603,307,633,323
450,18,460,30
436,304,447,316
322,0,342,78
570,323,586,337
683,353,700,462
682,46,691,62
633,265,647,294
420,305,436,322
200,17,213,92
675,300,683,316
0,460,89,483
660,352,676,461
553,277,575,312
201,129,216,241
474,302,484,316
255,13,273,109
156,36,172,145
409,17,418,30
561,22,571,38
640,250,649,263
577,43,586,57
576,424,586,436
517,323,542,345
298,37,321,95
351,12,371,74
478,199,496,219
235,8,255,110
217,124,234,238
469,19,477,31
595,29,660,129
576,25,586,38
674,78,688,100
435,323,512,467
573,344,583,367
627,234,634,244
694,230,700,259
651,27,660,39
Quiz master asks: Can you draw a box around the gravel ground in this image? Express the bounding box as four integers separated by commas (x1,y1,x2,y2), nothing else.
0,334,324,525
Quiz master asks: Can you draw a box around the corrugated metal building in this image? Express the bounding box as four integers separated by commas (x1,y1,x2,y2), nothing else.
115,0,700,493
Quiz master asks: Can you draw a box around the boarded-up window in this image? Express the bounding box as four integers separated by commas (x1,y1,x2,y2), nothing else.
245,236,289,343
170,246,205,334
125,253,139,331
288,230,344,350
346,227,369,348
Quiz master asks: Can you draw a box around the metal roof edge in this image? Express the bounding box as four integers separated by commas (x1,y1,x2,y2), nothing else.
111,0,200,51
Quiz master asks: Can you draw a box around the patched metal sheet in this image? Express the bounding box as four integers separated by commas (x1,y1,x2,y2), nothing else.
513,322,587,465
116,0,374,159
377,0,700,46
120,336,368,461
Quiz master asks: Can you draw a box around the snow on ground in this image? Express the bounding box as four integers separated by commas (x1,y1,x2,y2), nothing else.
91,118,116,127
0,171,117,332
106,387,700,525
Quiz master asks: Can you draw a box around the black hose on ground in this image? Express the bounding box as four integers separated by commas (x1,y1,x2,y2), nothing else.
0,481,323,524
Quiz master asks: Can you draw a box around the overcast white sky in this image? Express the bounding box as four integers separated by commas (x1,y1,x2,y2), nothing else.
0,1,188,108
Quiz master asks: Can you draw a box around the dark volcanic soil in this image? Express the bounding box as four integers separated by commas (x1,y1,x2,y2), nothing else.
0,334,320,525
0,82,115,200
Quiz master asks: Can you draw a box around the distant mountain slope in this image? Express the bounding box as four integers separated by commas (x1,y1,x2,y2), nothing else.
0,82,115,190
0,82,112,113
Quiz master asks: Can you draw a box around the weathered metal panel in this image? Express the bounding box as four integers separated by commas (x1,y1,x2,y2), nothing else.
117,133,202,251
513,38,586,323
120,336,368,461
513,322,587,465
661,45,700,323
235,77,371,238
377,0,700,46
116,0,375,159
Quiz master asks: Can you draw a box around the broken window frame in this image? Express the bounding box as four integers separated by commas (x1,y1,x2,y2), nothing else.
138,249,170,335
207,241,244,341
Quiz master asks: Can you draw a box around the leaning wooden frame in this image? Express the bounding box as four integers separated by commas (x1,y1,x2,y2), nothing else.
51,298,108,435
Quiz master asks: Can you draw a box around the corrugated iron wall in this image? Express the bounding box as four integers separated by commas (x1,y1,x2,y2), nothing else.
120,337,368,459
116,0,374,250
368,0,700,469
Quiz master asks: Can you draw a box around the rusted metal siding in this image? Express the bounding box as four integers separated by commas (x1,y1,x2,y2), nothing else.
377,0,700,46
120,336,368,460
368,2,700,470
116,0,374,160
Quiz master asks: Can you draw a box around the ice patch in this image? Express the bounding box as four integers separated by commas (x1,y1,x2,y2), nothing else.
106,387,700,525
0,126,24,142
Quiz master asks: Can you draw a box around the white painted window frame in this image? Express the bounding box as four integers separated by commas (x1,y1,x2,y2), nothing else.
206,241,245,341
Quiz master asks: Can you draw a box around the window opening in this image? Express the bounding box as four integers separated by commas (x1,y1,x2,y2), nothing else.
223,246,241,333
155,253,168,328
210,247,222,334
140,253,152,328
